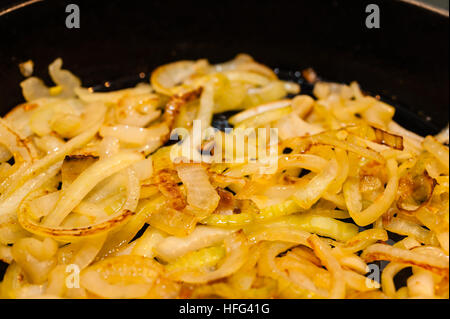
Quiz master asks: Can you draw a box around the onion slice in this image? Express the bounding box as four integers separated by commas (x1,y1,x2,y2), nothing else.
229,99,291,125
373,127,404,150
423,136,449,171
151,60,197,95
0,162,61,219
81,255,163,298
344,158,399,226
308,235,346,299
293,158,338,209
0,119,33,163
361,244,449,277
175,164,220,216
43,152,142,227
154,226,233,261
168,230,249,284
0,123,101,199
18,165,140,241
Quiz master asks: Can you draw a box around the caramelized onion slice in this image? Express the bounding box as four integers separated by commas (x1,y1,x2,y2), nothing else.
175,163,220,216
18,166,140,241
373,127,404,150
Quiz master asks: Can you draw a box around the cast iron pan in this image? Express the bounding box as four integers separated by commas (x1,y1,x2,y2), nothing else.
0,0,448,292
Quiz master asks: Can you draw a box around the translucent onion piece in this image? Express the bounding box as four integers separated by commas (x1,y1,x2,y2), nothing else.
344,158,399,226
215,54,277,79
115,93,161,127
0,213,29,245
20,77,50,102
81,255,163,298
277,154,328,173
48,58,81,98
130,227,166,258
243,81,288,107
162,87,203,133
97,196,167,258
175,164,220,216
308,235,346,299
3,103,35,138
381,262,410,298
0,162,61,218
0,123,101,199
61,155,98,189
154,226,233,261
247,226,311,247
98,136,120,159
75,84,153,103
228,99,291,125
362,244,449,277
0,118,33,162
388,121,424,144
18,165,140,241
250,213,358,242
151,60,197,95
147,206,197,237
166,245,226,273
312,133,386,164
257,241,320,298
130,158,153,181
338,228,388,254
137,122,170,156
169,231,249,284
28,191,60,220
435,124,449,145
100,125,150,146
234,106,292,129
422,135,449,171
275,114,324,140
43,152,142,227
0,263,44,298
196,81,215,129
59,235,106,269
11,237,58,284
33,135,65,154
0,244,13,264
293,158,338,209
328,148,349,194
384,217,439,246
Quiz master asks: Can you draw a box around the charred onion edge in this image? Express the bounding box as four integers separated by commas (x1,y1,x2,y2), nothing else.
18,206,135,238
162,87,203,137
0,118,34,162
372,126,404,150
153,168,187,210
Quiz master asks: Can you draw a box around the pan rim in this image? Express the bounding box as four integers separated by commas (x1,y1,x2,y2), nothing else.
400,0,449,16
0,0,43,17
